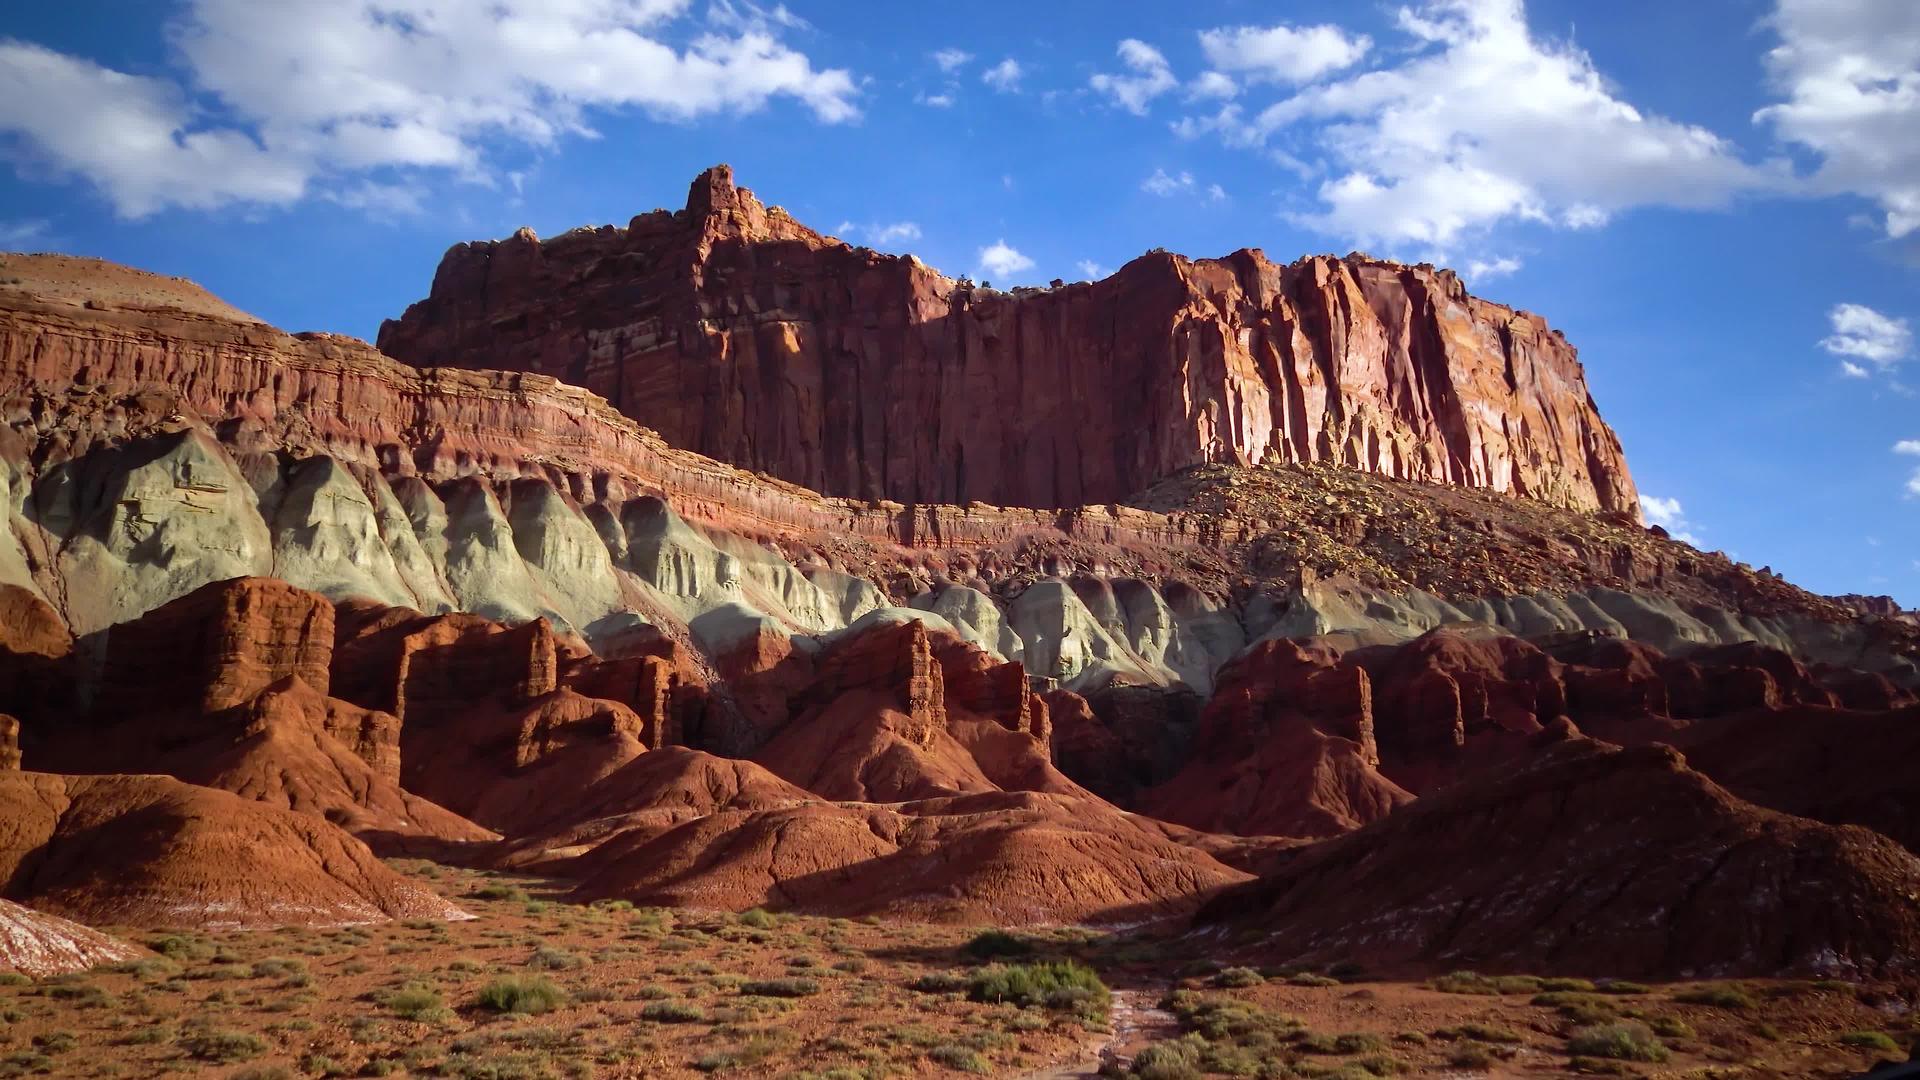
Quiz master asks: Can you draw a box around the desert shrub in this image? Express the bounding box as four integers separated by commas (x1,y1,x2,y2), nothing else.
1162,991,1303,1055
251,958,307,979
29,1032,76,1054
1841,1031,1901,1052
1566,1022,1670,1062
962,930,1034,960
1649,1015,1694,1038
1212,967,1265,988
471,884,530,903
910,971,969,994
1674,985,1754,1010
382,982,445,1019
640,1000,705,1023
475,976,567,1015
926,1044,990,1073
736,908,778,930
1449,1044,1495,1068
1595,980,1650,995
1430,971,1541,995
1128,1035,1206,1080
739,977,820,998
1436,1022,1521,1044
967,962,1109,1019
180,1027,268,1062
526,947,582,971
1286,972,1340,987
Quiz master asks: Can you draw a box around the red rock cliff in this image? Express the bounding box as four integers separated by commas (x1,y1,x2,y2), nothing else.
378,165,1637,517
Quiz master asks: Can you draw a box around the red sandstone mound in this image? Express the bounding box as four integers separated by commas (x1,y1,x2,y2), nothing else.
0,771,467,929
572,789,1253,926
379,166,1637,517
0,898,141,977
1139,639,1411,837
750,619,1077,803
1197,740,1920,978
30,579,491,847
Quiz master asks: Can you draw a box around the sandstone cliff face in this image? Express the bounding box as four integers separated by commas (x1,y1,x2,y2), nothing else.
379,166,1637,516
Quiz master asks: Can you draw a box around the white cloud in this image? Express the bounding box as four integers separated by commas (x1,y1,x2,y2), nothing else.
0,218,53,249
1821,302,1913,373
1187,71,1238,100
1181,0,1769,250
836,220,921,247
1198,22,1372,84
982,58,1023,93
976,240,1034,281
933,47,973,73
0,1,859,217
1141,168,1227,203
1755,0,1920,240
916,92,954,108
1090,39,1177,116
1638,494,1702,546
1464,255,1522,281
1077,259,1108,279
1899,440,1920,496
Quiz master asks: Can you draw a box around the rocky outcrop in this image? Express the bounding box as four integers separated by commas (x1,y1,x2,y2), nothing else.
380,166,1637,517
0,899,140,976
0,771,468,928
1197,741,1920,978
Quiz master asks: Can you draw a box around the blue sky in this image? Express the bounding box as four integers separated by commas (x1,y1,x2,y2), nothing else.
1,0,1916,604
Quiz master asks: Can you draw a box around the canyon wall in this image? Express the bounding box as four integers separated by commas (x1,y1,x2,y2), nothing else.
378,166,1637,516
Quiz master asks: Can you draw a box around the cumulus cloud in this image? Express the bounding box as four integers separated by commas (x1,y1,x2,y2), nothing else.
1177,0,1770,251
1638,494,1702,546
1141,168,1227,202
0,1,859,217
1464,255,1522,281
1197,22,1372,84
932,47,973,73
1077,259,1108,280
1187,71,1238,100
1821,302,1913,375
982,58,1023,93
1898,439,1920,497
835,220,921,247
1755,0,1920,240
1090,39,1177,116
976,240,1034,281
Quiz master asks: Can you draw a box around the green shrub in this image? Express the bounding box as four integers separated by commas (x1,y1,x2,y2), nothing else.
967,962,1110,1018
1673,985,1754,1010
641,1000,706,1023
1286,972,1340,987
475,975,567,1015
1212,967,1265,988
1437,1022,1521,1043
1565,1022,1670,1062
526,947,582,971
926,1044,990,1073
471,884,530,903
180,1028,268,1062
1448,1044,1495,1068
910,971,969,994
381,982,445,1019
1840,1031,1901,1052
1649,1015,1694,1038
962,930,1034,960
736,908,778,930
1128,1035,1206,1080
739,977,820,998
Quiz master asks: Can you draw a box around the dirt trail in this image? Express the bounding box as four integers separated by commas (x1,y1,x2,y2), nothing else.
1019,987,1177,1079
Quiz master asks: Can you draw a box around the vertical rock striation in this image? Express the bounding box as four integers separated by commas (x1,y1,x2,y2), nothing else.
379,165,1637,516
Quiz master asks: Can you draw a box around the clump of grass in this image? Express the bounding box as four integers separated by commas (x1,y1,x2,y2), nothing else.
381,982,445,1020
1566,1021,1671,1062
739,977,820,998
968,962,1110,1020
250,958,306,980
926,1044,990,1073
1674,984,1755,1010
1212,967,1265,988
1429,970,1542,995
1840,1031,1901,1052
1127,1035,1205,1080
736,908,778,930
1436,1022,1521,1043
962,930,1034,960
179,1027,268,1062
526,947,583,970
910,971,969,994
1286,972,1340,987
641,1000,705,1023
1649,1015,1694,1038
471,884,529,903
474,975,567,1015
